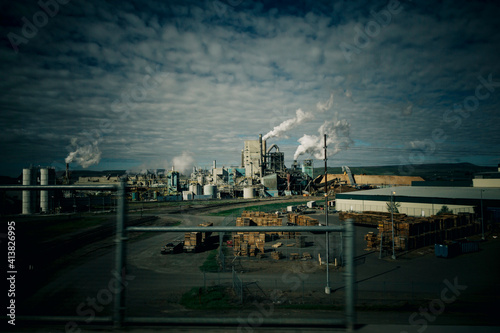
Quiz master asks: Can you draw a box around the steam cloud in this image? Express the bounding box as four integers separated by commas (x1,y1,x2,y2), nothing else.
263,108,314,140
172,151,195,174
293,117,352,160
263,93,334,141
65,138,102,168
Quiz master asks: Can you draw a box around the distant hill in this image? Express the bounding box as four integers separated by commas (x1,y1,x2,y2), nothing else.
313,163,497,181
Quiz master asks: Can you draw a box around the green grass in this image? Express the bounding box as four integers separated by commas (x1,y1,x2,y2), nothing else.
199,249,219,272
209,201,311,216
180,286,233,310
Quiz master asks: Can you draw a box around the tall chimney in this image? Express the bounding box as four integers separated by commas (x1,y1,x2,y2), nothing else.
259,134,264,178
65,163,69,184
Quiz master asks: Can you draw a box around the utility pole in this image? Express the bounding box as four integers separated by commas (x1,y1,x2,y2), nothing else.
391,191,396,260
324,134,330,294
481,189,485,240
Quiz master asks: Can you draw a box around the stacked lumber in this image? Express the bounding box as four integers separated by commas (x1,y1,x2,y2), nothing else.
302,252,312,260
340,211,407,227
184,232,202,252
364,232,378,249
233,211,320,257
232,232,265,257
296,235,306,248
289,253,300,260
364,213,479,252
288,213,319,226
198,222,213,242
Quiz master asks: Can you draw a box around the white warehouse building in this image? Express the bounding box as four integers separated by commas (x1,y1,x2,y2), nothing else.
336,186,500,220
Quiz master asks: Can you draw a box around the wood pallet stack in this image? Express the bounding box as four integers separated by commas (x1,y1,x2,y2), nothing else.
340,211,407,227
296,235,306,248
271,251,283,260
288,213,319,226
184,232,202,252
232,231,265,256
365,213,479,252
289,253,300,260
198,222,213,242
302,252,312,260
233,211,321,257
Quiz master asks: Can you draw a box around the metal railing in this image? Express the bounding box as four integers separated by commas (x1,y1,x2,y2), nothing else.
1,181,356,330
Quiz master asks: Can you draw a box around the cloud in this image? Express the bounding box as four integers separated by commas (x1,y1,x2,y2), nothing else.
0,0,499,177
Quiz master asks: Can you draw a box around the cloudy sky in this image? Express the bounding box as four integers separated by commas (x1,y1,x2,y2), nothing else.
1,0,500,177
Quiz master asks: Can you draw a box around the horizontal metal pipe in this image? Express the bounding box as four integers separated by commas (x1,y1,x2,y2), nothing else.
127,225,345,233
126,316,346,327
17,315,345,327
0,185,118,190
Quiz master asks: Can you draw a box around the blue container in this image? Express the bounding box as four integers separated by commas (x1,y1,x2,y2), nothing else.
435,243,460,258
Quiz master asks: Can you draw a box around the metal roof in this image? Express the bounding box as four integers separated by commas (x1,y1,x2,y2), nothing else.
337,186,500,201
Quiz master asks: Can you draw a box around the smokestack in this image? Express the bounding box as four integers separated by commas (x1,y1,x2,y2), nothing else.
65,163,69,184
259,134,264,178
213,160,216,170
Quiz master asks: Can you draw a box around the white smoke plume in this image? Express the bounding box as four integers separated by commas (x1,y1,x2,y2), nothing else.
65,138,102,168
263,93,334,141
263,108,314,140
316,92,334,112
293,117,352,160
172,151,195,175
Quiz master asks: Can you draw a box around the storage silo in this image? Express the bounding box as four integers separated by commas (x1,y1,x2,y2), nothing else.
243,186,254,199
22,168,32,214
40,168,49,213
40,168,56,213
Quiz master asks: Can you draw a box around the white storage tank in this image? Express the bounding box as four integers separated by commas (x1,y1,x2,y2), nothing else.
22,168,33,214
40,168,49,213
243,187,254,199
203,185,217,199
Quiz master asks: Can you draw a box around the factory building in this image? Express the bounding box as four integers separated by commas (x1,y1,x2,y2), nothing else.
336,186,500,223
243,135,266,181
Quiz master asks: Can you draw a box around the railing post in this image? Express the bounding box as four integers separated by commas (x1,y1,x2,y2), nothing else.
344,219,356,331
113,180,127,328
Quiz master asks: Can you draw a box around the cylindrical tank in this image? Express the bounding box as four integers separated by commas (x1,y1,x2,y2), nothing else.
22,168,32,214
203,185,217,198
243,187,254,199
189,184,202,195
40,168,49,213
